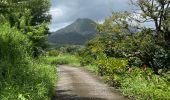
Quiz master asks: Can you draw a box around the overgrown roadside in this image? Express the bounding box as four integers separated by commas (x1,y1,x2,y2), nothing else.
50,53,170,100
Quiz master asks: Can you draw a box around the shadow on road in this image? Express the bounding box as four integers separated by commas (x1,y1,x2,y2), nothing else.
51,89,107,100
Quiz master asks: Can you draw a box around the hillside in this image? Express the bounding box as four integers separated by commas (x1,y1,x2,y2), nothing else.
48,18,97,45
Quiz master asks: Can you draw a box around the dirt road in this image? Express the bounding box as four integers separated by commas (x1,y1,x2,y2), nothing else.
52,65,126,100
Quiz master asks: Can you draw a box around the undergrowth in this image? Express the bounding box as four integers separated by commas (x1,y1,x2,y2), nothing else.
44,54,80,67
84,56,170,100
0,24,57,100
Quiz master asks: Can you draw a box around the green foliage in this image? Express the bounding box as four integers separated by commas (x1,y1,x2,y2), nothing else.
0,24,57,99
0,24,31,81
26,23,49,57
89,21,170,71
44,54,81,67
0,58,57,100
96,54,127,76
48,50,60,56
84,65,98,74
0,0,51,57
59,45,83,55
80,8,170,99
120,68,170,100
95,55,128,87
83,56,170,99
79,49,96,66
0,0,56,99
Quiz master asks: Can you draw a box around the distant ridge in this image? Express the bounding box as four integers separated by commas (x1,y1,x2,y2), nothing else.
48,18,97,45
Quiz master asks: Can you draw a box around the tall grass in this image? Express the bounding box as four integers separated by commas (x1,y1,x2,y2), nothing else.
120,68,170,100
84,65,98,74
44,54,81,67
0,24,57,99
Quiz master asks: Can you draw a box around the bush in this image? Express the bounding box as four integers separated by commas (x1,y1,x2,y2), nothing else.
0,24,57,99
79,49,96,66
95,54,128,87
0,24,31,84
84,65,98,74
128,57,143,67
82,53,170,99
48,50,60,56
96,54,127,76
120,68,170,100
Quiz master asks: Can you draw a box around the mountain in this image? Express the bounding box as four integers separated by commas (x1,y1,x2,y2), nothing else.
48,18,97,45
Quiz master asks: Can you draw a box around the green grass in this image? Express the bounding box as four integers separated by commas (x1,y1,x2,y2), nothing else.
0,24,57,100
43,54,81,67
0,24,57,99
0,57,57,100
120,69,170,100
84,65,98,74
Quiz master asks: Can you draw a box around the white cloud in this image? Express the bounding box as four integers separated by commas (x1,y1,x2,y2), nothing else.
50,8,63,18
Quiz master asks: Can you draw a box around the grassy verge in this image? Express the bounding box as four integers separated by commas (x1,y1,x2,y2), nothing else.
84,58,170,100
57,54,170,100
0,57,57,100
44,54,170,99
0,25,57,100
120,70,170,100
44,54,81,67
84,65,98,74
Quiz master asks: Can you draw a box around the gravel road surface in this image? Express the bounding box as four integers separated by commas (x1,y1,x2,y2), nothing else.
52,65,126,100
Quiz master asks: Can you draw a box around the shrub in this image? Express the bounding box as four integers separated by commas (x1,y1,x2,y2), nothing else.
84,65,98,74
120,68,170,100
96,54,127,76
79,49,96,66
128,57,143,67
48,50,60,56
96,55,128,87
0,24,57,99
0,24,31,84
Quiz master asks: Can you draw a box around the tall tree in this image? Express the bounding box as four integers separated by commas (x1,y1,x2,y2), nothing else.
0,0,51,57
131,0,170,42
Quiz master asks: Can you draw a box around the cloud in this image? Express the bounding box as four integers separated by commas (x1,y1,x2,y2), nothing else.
50,8,63,18
49,0,132,32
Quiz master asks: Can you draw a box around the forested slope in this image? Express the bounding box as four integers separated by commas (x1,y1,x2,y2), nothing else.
48,18,97,45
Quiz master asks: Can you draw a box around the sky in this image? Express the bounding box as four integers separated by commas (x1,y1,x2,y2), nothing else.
48,0,138,32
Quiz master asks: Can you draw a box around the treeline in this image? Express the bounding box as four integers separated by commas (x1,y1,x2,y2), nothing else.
0,0,56,99
79,0,170,99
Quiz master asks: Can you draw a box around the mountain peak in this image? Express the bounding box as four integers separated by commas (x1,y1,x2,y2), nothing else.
48,18,97,45
75,18,93,22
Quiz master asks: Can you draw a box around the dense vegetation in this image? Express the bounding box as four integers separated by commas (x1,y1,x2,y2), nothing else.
49,0,170,100
0,0,57,99
1,0,169,99
79,0,170,99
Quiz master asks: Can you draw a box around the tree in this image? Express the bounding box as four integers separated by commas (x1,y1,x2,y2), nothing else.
131,0,170,42
27,0,51,26
0,0,51,57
